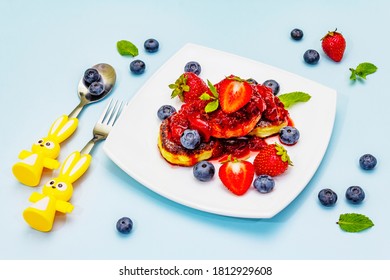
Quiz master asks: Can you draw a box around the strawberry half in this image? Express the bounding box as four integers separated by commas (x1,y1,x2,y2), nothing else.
321,29,346,62
169,72,209,103
218,156,255,196
253,143,293,177
216,75,253,114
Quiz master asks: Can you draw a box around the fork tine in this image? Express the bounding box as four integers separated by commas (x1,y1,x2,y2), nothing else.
107,100,124,126
98,99,114,124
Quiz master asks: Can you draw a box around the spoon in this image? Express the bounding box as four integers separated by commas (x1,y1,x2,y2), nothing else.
69,63,116,118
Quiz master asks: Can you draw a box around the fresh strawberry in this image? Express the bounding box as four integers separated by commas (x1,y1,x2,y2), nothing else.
253,143,293,177
169,72,209,103
216,75,253,114
218,156,255,196
321,29,346,62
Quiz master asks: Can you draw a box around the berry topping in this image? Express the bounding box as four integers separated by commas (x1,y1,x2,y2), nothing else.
83,68,101,86
318,188,338,206
262,79,280,95
345,186,365,204
193,161,215,182
130,59,146,74
359,154,377,170
180,129,201,150
144,38,159,53
184,61,202,75
116,217,133,234
253,175,275,193
303,49,320,64
88,81,105,96
279,126,300,145
321,29,346,62
157,105,176,120
290,28,304,40
254,143,293,177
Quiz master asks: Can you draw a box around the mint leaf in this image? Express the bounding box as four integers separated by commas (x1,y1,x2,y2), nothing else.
207,80,219,98
278,92,311,108
205,100,219,113
199,93,213,101
117,40,139,56
337,213,374,233
349,62,377,80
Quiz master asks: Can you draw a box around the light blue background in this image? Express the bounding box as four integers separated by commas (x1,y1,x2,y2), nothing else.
1,0,389,260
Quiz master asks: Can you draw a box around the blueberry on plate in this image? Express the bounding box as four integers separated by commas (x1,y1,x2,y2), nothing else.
193,161,215,182
144,38,159,53
180,129,201,150
246,78,258,85
157,105,176,120
303,49,320,64
318,188,338,206
279,126,300,145
359,154,377,170
130,59,146,74
345,186,365,204
184,61,202,75
290,28,304,40
253,175,275,193
116,217,133,234
88,81,105,96
83,68,101,86
262,79,280,95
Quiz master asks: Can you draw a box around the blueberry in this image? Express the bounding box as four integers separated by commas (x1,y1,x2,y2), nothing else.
262,79,280,95
116,217,133,234
303,49,320,64
180,129,201,150
246,78,258,85
88,81,105,96
144,38,159,53
130,59,146,74
346,186,365,204
253,175,275,193
157,105,176,120
318,188,338,206
83,68,101,86
184,61,202,75
193,161,215,182
290,28,304,40
359,154,377,170
279,126,300,145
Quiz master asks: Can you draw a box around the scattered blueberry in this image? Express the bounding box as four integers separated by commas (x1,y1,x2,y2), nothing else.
346,186,365,204
144,38,159,53
157,105,176,120
130,59,146,74
279,126,300,145
88,81,105,96
246,78,258,85
83,68,101,86
262,79,280,95
303,49,320,64
318,188,338,206
184,61,202,75
359,154,377,170
290,28,304,40
180,129,201,150
253,175,275,193
116,217,133,234
193,161,215,182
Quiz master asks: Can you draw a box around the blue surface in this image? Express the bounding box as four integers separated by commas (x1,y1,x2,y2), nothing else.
1,0,389,260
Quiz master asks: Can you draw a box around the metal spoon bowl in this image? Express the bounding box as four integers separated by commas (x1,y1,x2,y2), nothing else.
69,63,116,118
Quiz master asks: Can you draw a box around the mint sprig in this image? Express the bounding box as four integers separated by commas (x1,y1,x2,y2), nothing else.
349,62,377,81
337,213,374,233
117,40,139,56
200,80,219,113
278,91,311,108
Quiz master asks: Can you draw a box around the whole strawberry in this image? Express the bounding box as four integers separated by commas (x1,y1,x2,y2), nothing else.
253,143,293,177
321,29,346,62
169,72,209,103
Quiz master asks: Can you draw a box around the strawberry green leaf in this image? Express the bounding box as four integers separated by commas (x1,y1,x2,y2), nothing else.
117,40,139,56
337,213,374,233
278,92,311,108
205,100,219,113
349,62,378,80
275,143,293,165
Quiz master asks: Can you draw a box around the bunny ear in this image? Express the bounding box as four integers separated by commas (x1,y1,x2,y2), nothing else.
48,115,78,143
59,151,92,183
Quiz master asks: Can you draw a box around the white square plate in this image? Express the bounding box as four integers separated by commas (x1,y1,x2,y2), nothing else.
103,43,336,218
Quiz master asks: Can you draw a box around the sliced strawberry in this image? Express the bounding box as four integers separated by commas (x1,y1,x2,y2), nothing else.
253,143,293,177
169,72,209,103
216,75,253,114
218,157,255,196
